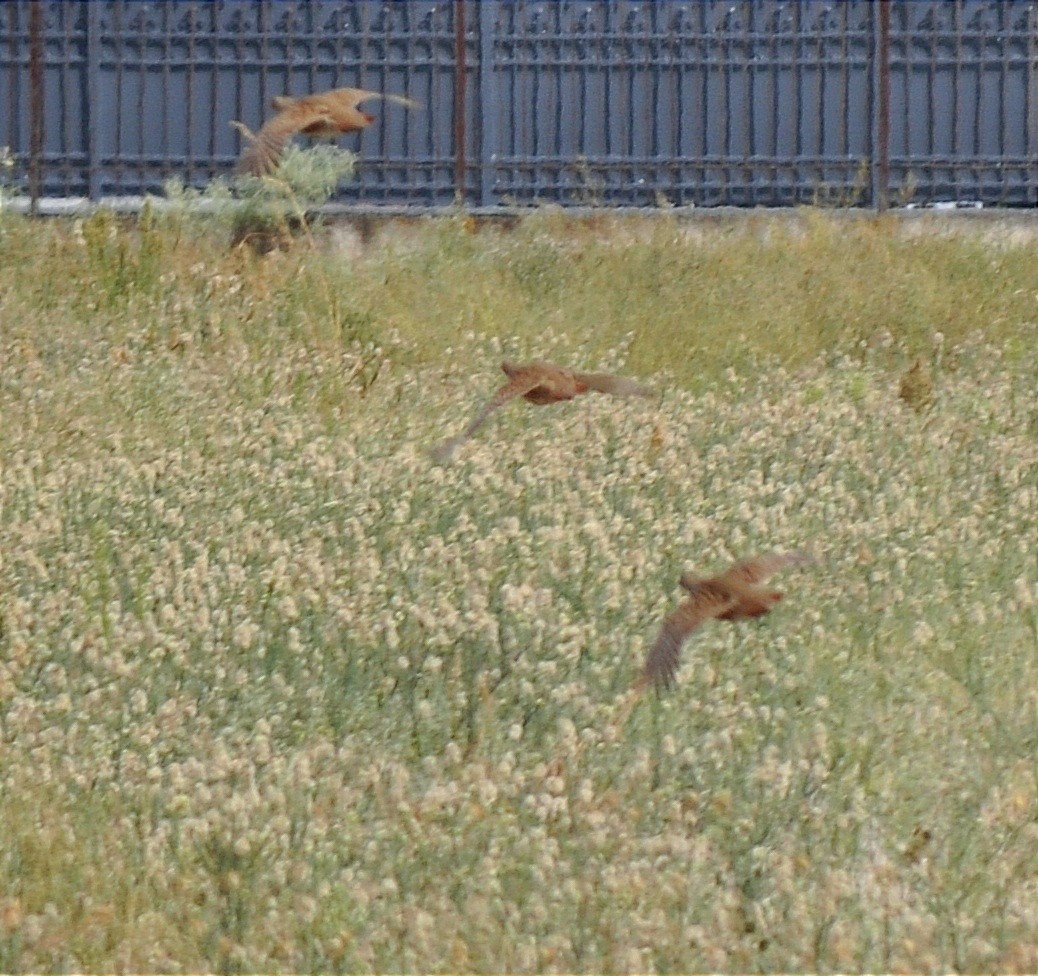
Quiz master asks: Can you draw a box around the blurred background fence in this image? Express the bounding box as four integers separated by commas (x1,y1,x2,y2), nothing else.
1,0,1036,209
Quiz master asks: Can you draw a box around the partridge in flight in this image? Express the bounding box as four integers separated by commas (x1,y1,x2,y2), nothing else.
231,87,419,177
640,551,812,691
432,360,657,461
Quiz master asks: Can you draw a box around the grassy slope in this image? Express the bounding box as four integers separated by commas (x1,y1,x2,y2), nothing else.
2,210,1037,972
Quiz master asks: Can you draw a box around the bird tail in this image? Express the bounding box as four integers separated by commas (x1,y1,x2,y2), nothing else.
572,371,657,399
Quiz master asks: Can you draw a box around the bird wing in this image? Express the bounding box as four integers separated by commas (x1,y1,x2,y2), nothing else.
430,373,545,461
502,360,566,383
717,550,813,587
571,370,657,399
641,587,736,690
296,112,341,135
232,107,323,176
348,89,421,111
313,88,419,121
460,374,547,438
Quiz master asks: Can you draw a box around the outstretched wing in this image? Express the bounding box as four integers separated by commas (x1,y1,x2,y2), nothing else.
717,550,813,587
232,109,324,177
571,370,657,399
348,89,421,111
310,88,419,133
641,588,735,691
431,374,544,462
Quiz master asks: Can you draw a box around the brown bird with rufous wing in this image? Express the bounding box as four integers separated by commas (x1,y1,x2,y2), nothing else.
231,87,419,177
640,551,813,691
431,360,657,462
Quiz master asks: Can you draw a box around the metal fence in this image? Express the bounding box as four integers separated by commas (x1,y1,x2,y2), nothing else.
2,0,1037,209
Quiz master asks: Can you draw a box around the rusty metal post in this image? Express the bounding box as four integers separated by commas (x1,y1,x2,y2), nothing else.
29,0,43,213
453,0,467,204
872,0,891,211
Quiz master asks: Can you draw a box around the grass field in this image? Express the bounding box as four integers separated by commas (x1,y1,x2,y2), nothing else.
2,208,1037,972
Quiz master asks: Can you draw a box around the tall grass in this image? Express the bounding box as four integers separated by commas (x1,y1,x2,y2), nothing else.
2,210,1037,972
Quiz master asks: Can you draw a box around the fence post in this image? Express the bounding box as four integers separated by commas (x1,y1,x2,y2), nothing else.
85,0,101,200
478,0,498,207
453,0,467,204
871,0,891,211
28,0,42,212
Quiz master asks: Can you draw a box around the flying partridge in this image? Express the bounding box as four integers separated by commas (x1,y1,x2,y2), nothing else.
232,87,419,177
641,551,813,691
432,360,657,461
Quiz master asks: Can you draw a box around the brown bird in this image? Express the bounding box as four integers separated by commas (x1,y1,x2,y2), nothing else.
232,87,419,176
432,360,657,461
640,551,813,691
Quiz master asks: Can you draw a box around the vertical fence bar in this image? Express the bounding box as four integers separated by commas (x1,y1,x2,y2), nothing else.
952,1,961,202
1030,4,1038,206
186,2,195,185
113,1,124,194
6,5,20,161
872,0,890,209
86,0,101,199
28,0,43,211
453,0,466,203
798,4,808,200
478,0,497,207
997,2,1008,202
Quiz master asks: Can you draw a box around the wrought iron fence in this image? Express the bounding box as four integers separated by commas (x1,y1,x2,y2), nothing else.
1,0,1036,209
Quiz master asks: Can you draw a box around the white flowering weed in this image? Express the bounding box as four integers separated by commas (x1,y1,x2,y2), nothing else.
1,211,1037,972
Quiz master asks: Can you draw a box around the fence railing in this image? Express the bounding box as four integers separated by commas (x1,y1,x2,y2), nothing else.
2,0,1036,209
